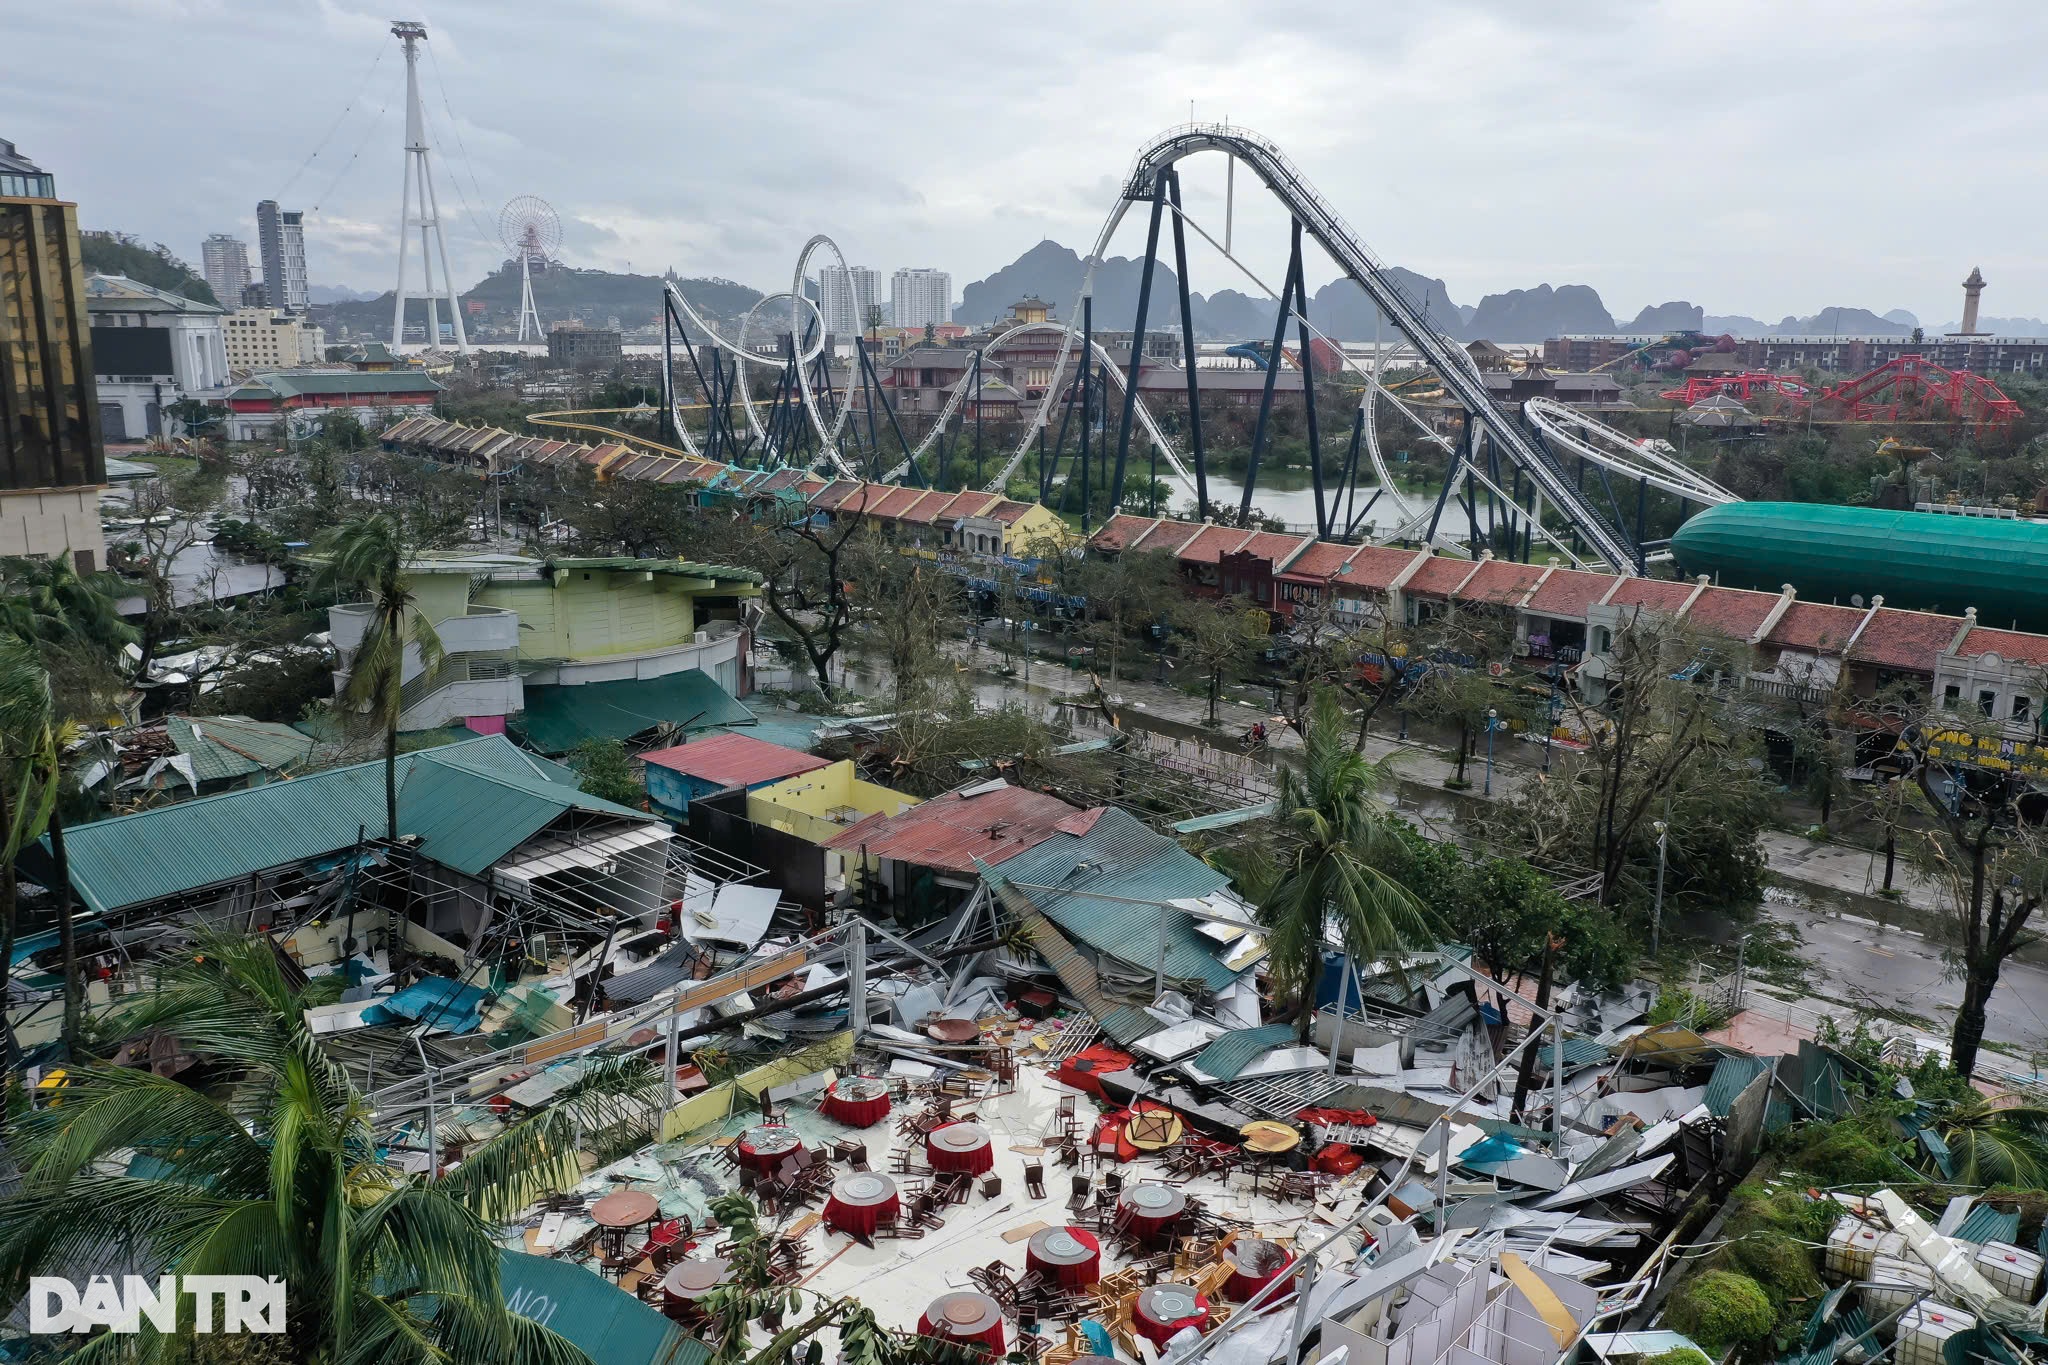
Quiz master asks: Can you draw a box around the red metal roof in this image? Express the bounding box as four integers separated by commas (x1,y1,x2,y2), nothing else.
1336,545,1425,592
640,733,832,788
1089,515,1161,553
1950,626,2048,668
1129,519,1203,554
867,485,929,519
823,781,1078,872
1523,568,1616,619
1682,587,1781,639
1852,608,1964,673
809,480,869,511
1606,578,1696,613
1764,601,1867,654
1176,524,1252,566
987,499,1038,526
1402,555,1476,600
1228,531,1314,565
1454,560,1545,607
1276,541,1358,582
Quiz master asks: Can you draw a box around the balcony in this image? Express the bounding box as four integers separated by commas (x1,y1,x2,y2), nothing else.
328,604,519,675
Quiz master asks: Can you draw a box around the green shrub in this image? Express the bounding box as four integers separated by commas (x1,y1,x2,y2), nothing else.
1729,1230,1822,1304
1644,1350,1713,1365
1667,1270,1775,1352
1776,1119,1907,1185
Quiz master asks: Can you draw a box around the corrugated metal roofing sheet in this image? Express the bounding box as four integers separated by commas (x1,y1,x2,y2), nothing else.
823,781,1077,873
1189,1024,1295,1081
515,671,756,754
164,715,317,783
639,733,830,787
1954,1206,2021,1246
1705,1052,1770,1117
55,735,650,913
989,807,1247,990
1535,1036,1612,1069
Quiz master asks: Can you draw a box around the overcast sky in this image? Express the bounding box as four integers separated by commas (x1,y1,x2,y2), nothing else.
15,0,2047,325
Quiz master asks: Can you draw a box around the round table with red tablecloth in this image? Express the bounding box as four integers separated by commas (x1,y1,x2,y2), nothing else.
734,1124,803,1174
1026,1225,1102,1289
925,1120,995,1175
918,1292,1007,1354
660,1256,732,1316
823,1172,900,1238
1134,1284,1211,1348
820,1076,893,1128
1223,1239,1293,1301
1118,1182,1188,1242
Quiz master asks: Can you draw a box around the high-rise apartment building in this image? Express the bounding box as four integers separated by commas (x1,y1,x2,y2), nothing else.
817,264,880,340
256,200,308,313
222,307,315,373
890,268,952,331
201,233,251,308
0,138,105,568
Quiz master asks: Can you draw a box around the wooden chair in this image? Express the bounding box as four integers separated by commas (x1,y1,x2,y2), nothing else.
980,1174,1002,1199
1066,1174,1092,1216
1024,1162,1046,1199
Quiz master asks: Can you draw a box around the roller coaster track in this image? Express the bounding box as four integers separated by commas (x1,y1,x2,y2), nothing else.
657,123,1718,572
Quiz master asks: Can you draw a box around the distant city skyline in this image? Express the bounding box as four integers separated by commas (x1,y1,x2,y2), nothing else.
11,3,2047,325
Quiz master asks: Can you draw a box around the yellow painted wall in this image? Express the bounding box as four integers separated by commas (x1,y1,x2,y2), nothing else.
476,570,698,661
1001,502,1072,555
748,761,916,891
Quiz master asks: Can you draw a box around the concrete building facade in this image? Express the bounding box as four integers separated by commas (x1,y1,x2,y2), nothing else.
201,233,251,309
546,320,621,368
255,200,307,313
818,264,880,341
222,306,317,373
0,139,104,568
890,268,952,330
84,274,229,443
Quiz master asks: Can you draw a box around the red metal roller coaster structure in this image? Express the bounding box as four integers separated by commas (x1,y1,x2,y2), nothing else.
1662,353,2022,434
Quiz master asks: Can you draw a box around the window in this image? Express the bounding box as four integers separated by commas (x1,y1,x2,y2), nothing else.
1943,684,1961,707
1978,689,1999,717
2013,695,2032,725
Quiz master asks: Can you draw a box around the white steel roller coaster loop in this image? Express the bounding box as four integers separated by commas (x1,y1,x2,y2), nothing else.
661,280,850,472
1521,397,1737,506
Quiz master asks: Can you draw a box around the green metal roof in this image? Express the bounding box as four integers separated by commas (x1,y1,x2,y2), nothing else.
164,715,319,784
229,370,442,399
1705,1052,1771,1117
52,735,649,913
1535,1036,1612,1070
1190,1024,1296,1081
498,1250,703,1365
514,672,756,755
1671,502,2048,631
988,807,1249,991
1954,1205,2021,1246
544,557,763,586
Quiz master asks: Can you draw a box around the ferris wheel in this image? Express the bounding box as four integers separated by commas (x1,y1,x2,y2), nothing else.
498,195,560,341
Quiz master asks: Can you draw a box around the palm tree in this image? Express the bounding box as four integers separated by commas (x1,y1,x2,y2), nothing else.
314,515,444,841
0,559,135,1055
0,640,60,1070
1235,688,1436,1043
1921,1097,2048,1186
0,934,666,1363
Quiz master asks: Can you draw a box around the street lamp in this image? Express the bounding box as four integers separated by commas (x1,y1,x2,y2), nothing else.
1651,818,1670,957
1483,708,1498,796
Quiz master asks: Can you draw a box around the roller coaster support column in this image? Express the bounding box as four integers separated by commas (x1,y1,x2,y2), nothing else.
1241,221,1303,527
661,300,676,444
1426,415,1471,545
858,341,923,487
974,349,985,487
1293,244,1328,538
1111,170,1170,511
1080,295,1094,534
1166,169,1209,522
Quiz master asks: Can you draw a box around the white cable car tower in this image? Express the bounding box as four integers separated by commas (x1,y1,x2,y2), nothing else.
389,20,468,354
499,196,559,343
